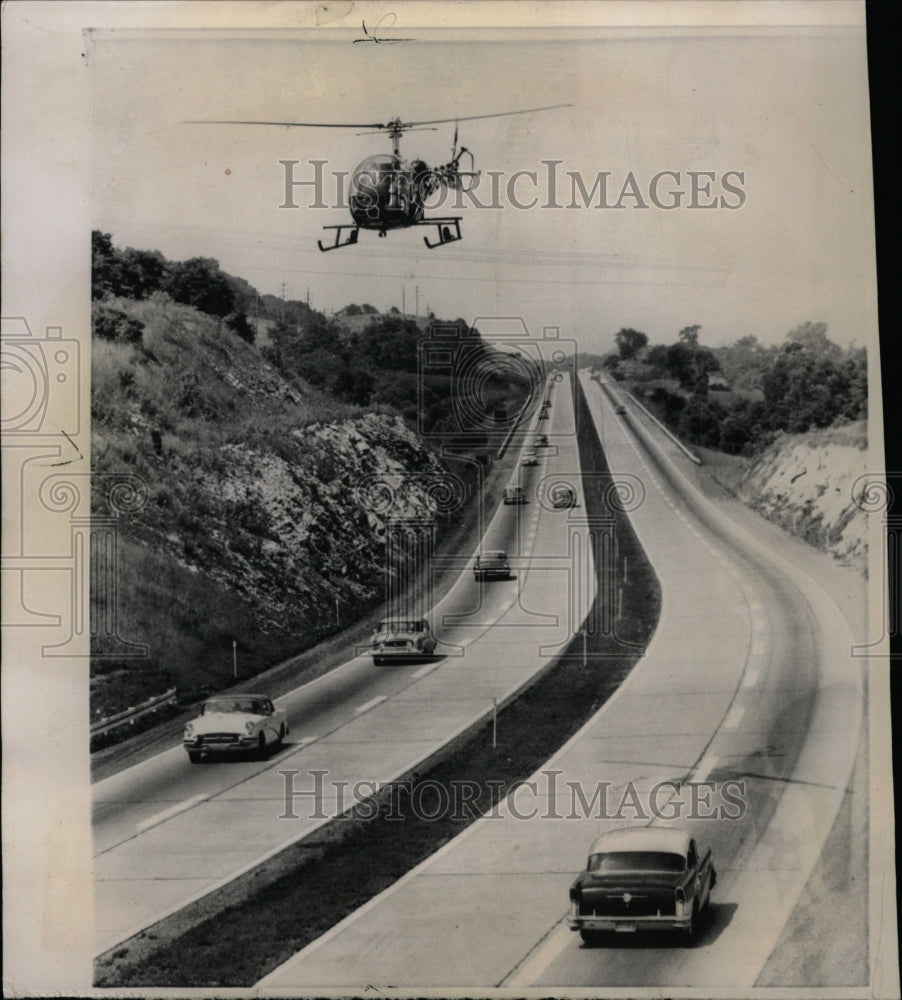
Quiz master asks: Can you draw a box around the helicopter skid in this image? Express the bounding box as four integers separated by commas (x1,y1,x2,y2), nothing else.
420,217,462,249
317,224,360,252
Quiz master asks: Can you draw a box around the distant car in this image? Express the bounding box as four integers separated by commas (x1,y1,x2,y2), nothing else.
183,694,288,763
520,451,539,466
539,410,549,419
535,434,549,446
474,550,511,581
569,827,716,944
503,485,527,504
371,618,437,666
614,404,627,415
551,484,577,508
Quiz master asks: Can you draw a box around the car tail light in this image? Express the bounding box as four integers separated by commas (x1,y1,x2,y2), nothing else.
675,886,685,915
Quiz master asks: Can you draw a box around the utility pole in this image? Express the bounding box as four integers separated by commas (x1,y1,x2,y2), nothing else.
281,281,286,323
402,286,405,316
415,284,419,317
306,287,310,309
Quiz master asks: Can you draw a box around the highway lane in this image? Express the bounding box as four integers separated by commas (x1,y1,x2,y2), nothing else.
260,371,863,991
92,372,596,954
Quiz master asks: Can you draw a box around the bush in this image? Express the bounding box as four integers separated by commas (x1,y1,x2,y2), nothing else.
93,304,144,344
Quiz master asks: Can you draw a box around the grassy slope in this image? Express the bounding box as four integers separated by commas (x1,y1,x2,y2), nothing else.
91,295,490,722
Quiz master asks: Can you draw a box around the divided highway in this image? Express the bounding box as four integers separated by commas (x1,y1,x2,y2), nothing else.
92,373,595,955
260,371,864,991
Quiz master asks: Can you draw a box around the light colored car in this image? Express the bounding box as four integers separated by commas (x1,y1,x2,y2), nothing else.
520,451,539,466
371,618,437,666
182,694,288,763
568,827,716,943
503,485,527,504
535,434,549,446
474,550,511,581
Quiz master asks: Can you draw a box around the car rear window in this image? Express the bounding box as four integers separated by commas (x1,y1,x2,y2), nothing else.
588,851,685,873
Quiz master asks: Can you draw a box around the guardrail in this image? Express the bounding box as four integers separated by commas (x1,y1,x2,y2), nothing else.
90,687,178,737
623,391,702,464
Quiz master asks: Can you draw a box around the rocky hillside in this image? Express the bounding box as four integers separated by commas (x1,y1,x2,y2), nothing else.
91,294,468,717
733,421,869,573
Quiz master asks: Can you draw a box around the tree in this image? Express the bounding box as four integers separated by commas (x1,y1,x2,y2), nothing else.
162,257,235,318
762,341,864,432
225,312,255,345
678,324,701,347
614,327,648,360
92,230,118,299
120,248,167,299
785,321,841,359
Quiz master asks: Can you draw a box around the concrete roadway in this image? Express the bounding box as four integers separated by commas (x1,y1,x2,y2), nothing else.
259,371,863,992
92,372,596,955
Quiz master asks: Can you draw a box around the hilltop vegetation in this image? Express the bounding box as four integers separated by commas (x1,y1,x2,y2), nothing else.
595,321,869,571
91,233,531,726
600,321,866,455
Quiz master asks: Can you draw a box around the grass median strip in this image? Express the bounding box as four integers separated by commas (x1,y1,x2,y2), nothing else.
95,378,661,987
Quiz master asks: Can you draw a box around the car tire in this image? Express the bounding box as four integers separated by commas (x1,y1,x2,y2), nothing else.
188,750,202,764
579,929,604,946
257,733,267,759
276,723,286,747
683,901,698,945
373,656,385,666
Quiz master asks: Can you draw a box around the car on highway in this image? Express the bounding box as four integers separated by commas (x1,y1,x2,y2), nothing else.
551,484,577,508
614,404,627,415
503,485,527,504
183,694,288,763
370,618,438,665
535,434,549,446
474,550,511,581
520,451,539,466
568,827,716,944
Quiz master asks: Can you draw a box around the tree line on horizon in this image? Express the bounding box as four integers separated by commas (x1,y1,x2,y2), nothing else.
601,321,866,453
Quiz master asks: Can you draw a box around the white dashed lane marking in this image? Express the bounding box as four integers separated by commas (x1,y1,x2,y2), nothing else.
354,695,388,715
135,793,209,833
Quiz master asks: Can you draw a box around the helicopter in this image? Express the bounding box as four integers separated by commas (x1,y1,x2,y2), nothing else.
187,105,571,251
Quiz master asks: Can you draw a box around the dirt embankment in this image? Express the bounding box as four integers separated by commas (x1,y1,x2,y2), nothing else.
702,422,869,574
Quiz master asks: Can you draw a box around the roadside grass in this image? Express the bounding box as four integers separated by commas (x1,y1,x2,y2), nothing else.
94,376,662,987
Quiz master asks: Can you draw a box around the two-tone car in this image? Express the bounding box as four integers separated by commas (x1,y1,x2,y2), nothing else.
520,450,539,467
568,827,716,943
370,618,438,666
183,694,288,763
474,550,511,581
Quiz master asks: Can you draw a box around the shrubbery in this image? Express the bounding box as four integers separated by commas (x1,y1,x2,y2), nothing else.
617,322,866,454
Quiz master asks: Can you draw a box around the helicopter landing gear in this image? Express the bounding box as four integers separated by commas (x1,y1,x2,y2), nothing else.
421,217,463,249
318,224,360,252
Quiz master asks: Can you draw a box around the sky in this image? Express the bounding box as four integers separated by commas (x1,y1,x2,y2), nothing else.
90,18,875,356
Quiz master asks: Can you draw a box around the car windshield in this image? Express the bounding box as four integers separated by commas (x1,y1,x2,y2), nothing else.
378,621,425,632
588,851,685,873
203,699,260,715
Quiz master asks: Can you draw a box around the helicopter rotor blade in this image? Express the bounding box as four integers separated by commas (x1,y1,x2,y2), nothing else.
397,103,573,128
183,120,388,129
